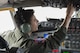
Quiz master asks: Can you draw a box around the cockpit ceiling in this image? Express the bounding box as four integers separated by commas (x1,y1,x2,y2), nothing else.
0,0,80,10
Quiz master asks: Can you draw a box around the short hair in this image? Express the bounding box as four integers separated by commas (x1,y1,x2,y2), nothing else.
14,7,34,28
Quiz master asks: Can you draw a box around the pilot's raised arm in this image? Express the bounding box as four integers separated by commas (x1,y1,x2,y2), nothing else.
44,3,75,50
60,3,75,29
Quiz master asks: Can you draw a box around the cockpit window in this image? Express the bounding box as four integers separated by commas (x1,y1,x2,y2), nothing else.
0,10,15,33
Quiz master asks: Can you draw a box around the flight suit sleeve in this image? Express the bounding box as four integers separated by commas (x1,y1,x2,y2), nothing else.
45,26,67,49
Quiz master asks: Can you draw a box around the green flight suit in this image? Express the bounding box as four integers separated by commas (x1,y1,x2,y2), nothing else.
1,26,67,53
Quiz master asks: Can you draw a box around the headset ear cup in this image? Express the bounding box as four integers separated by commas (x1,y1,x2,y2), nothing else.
20,23,31,33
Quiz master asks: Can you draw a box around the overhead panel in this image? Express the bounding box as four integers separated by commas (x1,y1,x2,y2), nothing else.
0,0,80,10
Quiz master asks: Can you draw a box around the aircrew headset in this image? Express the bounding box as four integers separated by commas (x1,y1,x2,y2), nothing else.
16,7,34,33
20,23,31,33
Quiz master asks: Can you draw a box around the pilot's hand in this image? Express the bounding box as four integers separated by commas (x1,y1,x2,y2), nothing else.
66,3,75,17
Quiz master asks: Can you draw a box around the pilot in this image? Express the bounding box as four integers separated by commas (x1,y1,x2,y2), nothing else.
1,3,75,53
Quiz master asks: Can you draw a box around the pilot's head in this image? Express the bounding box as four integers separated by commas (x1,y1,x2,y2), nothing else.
14,7,38,33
